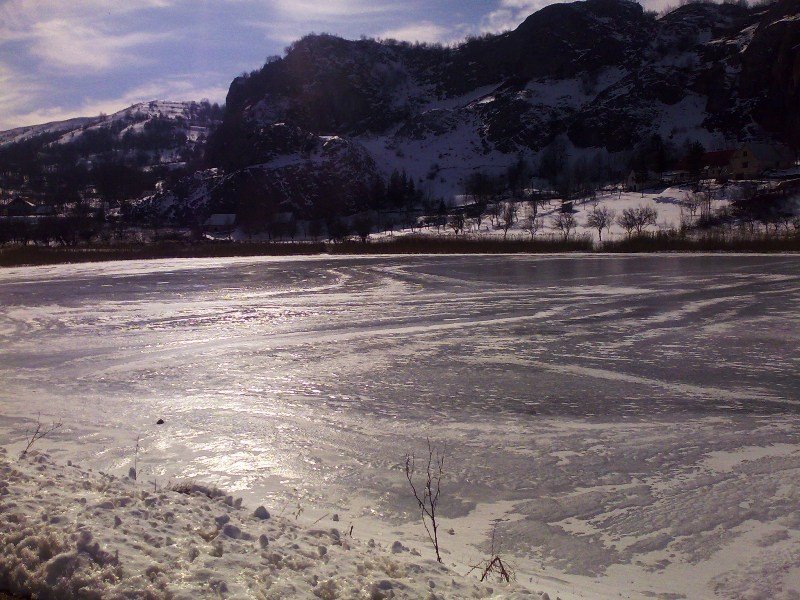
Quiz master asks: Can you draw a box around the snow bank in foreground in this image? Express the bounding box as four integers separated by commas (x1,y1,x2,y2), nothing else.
0,448,541,599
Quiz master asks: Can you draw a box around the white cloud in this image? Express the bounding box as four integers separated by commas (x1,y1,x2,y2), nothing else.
247,20,317,45
0,62,44,130
255,0,404,44
117,76,229,106
271,0,396,19
28,20,171,72
379,21,449,43
0,1,179,73
0,0,176,37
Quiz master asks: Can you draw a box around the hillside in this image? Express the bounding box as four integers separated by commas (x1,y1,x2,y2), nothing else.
1,0,798,228
179,0,799,224
0,101,222,210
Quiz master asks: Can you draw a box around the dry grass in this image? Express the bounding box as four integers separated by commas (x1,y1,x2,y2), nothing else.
0,236,593,267
601,233,800,253
1,232,797,268
0,242,325,267
330,235,593,254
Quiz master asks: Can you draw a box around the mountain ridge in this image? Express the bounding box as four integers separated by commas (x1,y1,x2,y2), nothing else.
1,0,798,226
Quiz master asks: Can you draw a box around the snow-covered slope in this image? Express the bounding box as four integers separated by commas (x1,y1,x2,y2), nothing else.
144,125,383,223
0,117,98,147
0,100,221,172
0,448,536,599
49,101,215,149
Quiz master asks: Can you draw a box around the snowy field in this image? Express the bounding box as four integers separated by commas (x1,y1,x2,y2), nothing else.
426,185,732,243
1,255,799,599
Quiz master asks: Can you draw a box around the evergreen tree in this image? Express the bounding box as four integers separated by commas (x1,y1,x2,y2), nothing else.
686,141,706,179
387,169,404,207
406,176,416,206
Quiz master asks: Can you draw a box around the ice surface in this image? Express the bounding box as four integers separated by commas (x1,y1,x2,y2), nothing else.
0,255,798,599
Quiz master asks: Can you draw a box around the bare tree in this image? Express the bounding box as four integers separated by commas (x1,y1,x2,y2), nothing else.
525,193,549,222
404,207,417,233
617,208,638,238
683,191,705,222
353,214,374,243
447,213,465,235
499,202,517,239
308,219,323,241
130,435,141,480
522,215,544,239
617,206,658,237
465,217,480,234
634,205,658,235
551,212,577,240
20,414,63,458
472,209,485,231
585,206,615,242
487,202,502,227
405,440,446,563
776,213,794,236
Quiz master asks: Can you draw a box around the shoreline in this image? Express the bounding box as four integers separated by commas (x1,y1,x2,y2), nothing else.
0,449,535,599
1,236,799,268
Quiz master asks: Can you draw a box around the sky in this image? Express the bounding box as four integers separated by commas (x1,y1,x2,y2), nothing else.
0,0,661,131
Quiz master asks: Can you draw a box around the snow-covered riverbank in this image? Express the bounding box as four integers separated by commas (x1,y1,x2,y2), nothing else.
0,448,542,599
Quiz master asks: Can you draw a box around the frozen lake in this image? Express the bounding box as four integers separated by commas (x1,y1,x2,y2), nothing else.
1,254,799,599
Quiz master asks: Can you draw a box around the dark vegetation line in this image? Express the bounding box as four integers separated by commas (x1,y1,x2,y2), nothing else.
1,235,798,268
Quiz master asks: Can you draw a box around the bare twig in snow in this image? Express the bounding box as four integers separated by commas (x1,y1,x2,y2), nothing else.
468,522,514,583
311,513,329,526
20,414,62,458
130,435,140,480
405,438,446,563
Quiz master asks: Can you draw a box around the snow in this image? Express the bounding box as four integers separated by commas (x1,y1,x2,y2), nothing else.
0,100,215,172
358,112,516,200
48,101,205,148
420,84,501,113
767,14,800,26
0,255,799,599
0,117,97,147
369,183,734,244
569,185,730,241
655,94,722,148
351,67,639,203
0,448,531,599
522,69,625,109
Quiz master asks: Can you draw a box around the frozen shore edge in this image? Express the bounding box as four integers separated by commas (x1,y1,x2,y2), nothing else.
0,448,545,599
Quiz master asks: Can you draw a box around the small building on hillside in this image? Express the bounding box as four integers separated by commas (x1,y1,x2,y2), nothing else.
203,213,237,235
730,143,795,179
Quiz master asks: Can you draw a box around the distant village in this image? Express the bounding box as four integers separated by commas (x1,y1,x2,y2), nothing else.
1,139,798,245
623,142,797,191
